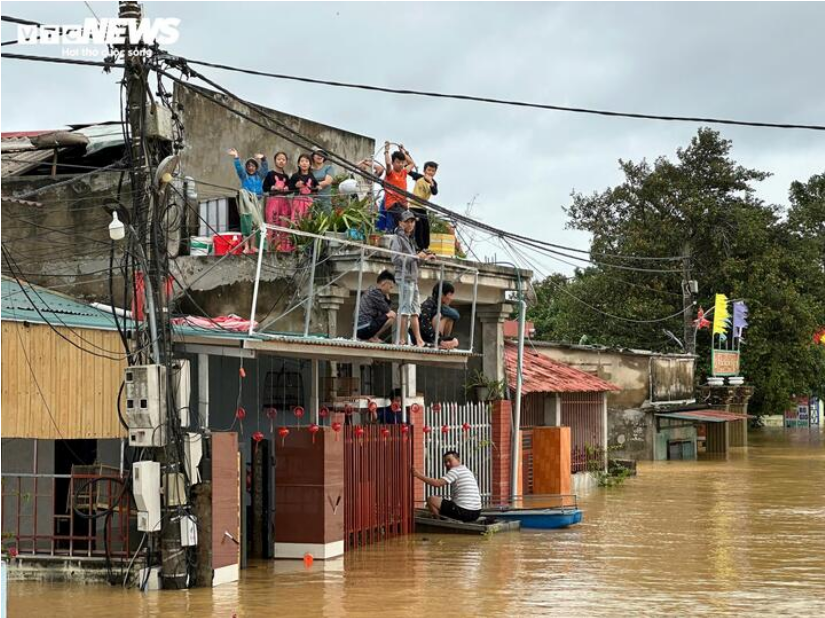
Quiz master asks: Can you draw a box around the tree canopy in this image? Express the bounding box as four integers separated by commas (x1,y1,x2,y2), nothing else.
528,129,825,416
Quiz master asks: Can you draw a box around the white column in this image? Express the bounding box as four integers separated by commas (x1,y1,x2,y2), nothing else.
311,359,320,424
601,391,609,470
198,353,210,428
555,393,562,427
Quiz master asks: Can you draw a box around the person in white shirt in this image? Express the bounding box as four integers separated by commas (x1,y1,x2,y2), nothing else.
412,450,482,522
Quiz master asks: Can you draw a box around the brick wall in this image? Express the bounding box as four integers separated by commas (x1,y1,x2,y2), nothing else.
491,400,512,503
409,404,426,507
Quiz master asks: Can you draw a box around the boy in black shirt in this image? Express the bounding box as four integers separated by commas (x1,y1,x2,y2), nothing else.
419,281,460,349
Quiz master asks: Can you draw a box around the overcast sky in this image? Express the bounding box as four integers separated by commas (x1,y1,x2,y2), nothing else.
3,1,824,275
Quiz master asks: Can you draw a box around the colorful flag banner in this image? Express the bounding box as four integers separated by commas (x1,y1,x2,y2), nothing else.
712,293,730,337
732,301,749,337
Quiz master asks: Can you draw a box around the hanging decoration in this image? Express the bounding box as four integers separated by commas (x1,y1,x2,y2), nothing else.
710,293,742,378
441,424,449,435
694,307,711,330
732,301,749,342
423,425,432,435
319,406,330,419
431,402,442,413
266,407,278,435
239,367,247,378
293,406,305,428
252,430,264,454
235,407,246,435
462,422,471,433
380,427,391,441
411,403,422,415
308,423,321,444
712,294,730,338
400,425,410,440
331,421,342,441
278,426,290,446
354,425,365,444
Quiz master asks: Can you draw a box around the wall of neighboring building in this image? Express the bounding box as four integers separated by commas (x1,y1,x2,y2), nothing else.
1,322,126,439
175,84,375,209
608,409,655,461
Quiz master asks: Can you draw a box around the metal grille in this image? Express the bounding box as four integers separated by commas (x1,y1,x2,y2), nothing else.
521,393,546,428
343,425,413,551
521,429,534,495
561,392,604,472
423,402,492,502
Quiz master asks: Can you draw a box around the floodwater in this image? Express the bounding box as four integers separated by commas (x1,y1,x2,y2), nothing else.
8,428,825,617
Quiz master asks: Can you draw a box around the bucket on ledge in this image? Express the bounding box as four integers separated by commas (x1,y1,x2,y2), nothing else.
212,232,243,256
189,236,212,256
429,232,456,257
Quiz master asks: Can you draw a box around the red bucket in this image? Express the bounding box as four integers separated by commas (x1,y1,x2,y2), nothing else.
212,232,243,256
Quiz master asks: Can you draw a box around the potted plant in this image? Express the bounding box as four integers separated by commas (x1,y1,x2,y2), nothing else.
464,370,506,402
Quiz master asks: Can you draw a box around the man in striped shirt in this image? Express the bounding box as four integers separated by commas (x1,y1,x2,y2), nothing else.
413,450,482,522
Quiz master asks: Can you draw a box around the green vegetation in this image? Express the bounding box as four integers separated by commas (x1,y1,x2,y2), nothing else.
528,129,825,417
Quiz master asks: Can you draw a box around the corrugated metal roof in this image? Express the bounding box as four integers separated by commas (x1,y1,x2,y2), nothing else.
504,342,620,394
656,410,753,423
1,277,126,330
0,138,55,177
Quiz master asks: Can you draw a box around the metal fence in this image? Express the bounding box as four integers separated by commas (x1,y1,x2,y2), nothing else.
423,402,493,503
560,392,604,472
1,472,132,559
343,424,413,551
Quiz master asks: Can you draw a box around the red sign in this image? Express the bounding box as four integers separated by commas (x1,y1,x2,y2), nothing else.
712,350,740,376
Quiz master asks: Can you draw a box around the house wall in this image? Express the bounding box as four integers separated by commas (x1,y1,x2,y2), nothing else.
608,409,655,461
175,84,375,209
1,322,126,439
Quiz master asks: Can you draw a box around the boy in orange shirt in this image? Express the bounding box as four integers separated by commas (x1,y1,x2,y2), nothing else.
383,141,415,229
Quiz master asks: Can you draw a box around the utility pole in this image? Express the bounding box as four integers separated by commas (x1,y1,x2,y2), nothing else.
119,1,189,590
682,243,697,355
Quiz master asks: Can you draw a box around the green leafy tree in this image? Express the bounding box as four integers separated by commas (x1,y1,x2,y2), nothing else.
528,129,825,416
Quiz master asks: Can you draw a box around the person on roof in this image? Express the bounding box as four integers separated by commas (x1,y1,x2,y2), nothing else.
356,270,397,343
419,281,460,349
228,148,269,195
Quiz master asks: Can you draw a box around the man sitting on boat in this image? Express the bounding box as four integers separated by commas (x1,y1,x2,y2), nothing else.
413,450,482,523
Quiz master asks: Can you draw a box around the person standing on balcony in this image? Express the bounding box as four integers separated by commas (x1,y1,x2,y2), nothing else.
409,161,438,250
419,281,460,349
413,450,482,523
228,148,269,254
357,270,397,342
289,153,319,225
311,147,335,213
263,151,293,251
384,142,416,229
391,211,434,347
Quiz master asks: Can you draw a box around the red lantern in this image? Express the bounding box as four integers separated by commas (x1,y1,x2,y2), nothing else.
462,422,471,432
308,423,320,444
432,402,442,413
423,426,432,435
441,424,449,435
380,427,390,440
252,431,264,442
8,547,18,558
266,407,277,435
239,367,246,378
411,403,422,414
278,426,290,446
235,407,246,420
400,425,410,440
390,401,401,413
294,406,305,419
354,426,365,443
368,400,378,413
319,406,330,418
332,421,342,441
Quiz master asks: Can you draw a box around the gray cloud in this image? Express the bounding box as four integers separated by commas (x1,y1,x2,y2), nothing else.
3,1,823,274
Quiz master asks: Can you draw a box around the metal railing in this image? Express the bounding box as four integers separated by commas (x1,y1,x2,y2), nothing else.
248,223,480,353
423,402,493,503
1,472,132,559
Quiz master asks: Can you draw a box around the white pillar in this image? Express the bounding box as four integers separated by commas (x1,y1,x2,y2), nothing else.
311,359,320,424
602,391,609,470
400,363,416,424
198,353,210,428
555,393,562,427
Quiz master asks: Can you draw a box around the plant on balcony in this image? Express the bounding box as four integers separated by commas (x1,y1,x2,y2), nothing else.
464,369,506,402
430,215,454,235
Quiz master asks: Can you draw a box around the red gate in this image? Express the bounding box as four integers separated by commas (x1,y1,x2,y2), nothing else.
344,425,413,551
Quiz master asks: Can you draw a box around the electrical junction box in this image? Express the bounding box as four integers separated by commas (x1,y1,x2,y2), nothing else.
125,364,167,447
133,461,161,532
180,515,198,547
145,103,174,141
171,359,191,427
164,472,187,507
136,566,161,591
184,432,203,485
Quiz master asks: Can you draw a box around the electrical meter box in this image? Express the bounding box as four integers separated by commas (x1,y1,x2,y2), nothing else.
145,103,174,141
125,364,167,447
133,461,161,532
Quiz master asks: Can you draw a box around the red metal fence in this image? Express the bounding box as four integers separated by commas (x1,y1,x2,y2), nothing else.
1,472,132,559
560,392,604,472
343,424,413,551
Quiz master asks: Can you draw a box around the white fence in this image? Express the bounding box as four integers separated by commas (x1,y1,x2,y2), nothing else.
423,402,493,502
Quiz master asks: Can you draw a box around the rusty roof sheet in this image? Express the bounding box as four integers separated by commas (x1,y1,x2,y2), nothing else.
505,342,620,394
656,410,753,423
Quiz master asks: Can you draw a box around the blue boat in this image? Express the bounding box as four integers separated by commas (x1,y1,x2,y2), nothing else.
481,494,583,529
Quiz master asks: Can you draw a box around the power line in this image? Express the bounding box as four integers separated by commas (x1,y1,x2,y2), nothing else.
180,56,825,132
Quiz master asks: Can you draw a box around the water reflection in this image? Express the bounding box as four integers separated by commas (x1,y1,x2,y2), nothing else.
9,428,824,616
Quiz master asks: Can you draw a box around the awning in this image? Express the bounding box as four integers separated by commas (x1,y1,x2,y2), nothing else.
656,410,752,423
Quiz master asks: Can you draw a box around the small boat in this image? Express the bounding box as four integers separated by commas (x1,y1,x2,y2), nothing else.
480,494,583,529
414,509,521,535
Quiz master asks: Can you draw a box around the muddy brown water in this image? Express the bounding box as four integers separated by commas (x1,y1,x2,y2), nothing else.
8,428,825,617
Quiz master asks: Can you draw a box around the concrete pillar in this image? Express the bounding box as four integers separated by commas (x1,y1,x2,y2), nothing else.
490,400,512,503
399,363,417,424
198,353,209,428
477,303,514,384
409,403,426,508
705,422,729,455
601,392,609,470
316,286,349,338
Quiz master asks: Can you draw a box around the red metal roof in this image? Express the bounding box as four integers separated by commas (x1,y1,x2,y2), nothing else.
1,131,54,139
504,343,620,394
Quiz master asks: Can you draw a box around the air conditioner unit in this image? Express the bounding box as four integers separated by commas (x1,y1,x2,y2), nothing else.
125,365,167,447
133,461,161,532
180,515,198,547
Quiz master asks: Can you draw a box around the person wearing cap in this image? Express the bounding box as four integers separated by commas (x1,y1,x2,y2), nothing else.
391,210,435,347
311,147,335,212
